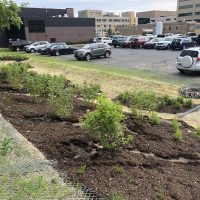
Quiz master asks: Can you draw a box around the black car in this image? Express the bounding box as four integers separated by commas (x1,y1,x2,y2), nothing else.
39,43,66,55
49,44,77,56
171,38,195,50
112,36,127,48
9,39,32,51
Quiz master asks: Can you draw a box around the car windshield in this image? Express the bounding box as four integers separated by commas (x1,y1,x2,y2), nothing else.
164,38,173,41
173,39,181,43
180,50,199,58
82,44,91,49
149,38,157,42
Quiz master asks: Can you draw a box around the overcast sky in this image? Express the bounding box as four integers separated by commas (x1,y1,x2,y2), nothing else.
14,0,177,15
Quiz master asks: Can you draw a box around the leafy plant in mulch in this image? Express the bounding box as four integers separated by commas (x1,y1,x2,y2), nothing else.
82,95,133,149
48,87,75,118
113,164,124,174
0,63,30,90
0,55,28,62
150,112,161,125
76,165,87,175
77,81,101,102
172,118,183,141
194,126,200,140
108,193,124,200
116,91,193,112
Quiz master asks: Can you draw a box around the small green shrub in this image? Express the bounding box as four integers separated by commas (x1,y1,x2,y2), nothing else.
76,165,87,175
194,126,200,140
172,118,182,141
117,90,158,111
48,87,74,118
82,95,133,149
78,81,101,102
154,187,165,200
0,138,13,156
174,101,182,109
0,63,29,90
108,193,124,200
150,112,160,125
113,164,124,174
131,107,145,123
184,99,193,108
0,55,28,62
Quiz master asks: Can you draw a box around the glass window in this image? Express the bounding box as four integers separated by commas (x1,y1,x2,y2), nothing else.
180,50,199,58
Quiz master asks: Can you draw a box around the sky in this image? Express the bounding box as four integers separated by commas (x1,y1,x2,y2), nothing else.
14,0,178,15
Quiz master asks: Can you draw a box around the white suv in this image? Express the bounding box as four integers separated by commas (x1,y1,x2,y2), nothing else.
25,41,49,53
176,47,200,73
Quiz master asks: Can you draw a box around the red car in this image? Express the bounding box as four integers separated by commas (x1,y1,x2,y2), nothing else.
130,37,149,48
121,36,135,48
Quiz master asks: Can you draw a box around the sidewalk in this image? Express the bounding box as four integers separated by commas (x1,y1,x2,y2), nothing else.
0,114,88,200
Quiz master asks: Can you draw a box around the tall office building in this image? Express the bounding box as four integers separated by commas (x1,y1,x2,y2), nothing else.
177,0,200,22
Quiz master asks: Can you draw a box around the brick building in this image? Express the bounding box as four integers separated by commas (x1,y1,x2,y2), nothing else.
0,7,95,47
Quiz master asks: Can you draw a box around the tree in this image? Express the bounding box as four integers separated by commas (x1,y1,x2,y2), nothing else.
107,28,113,36
0,0,22,30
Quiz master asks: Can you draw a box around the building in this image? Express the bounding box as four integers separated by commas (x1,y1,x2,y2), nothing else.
136,10,177,24
78,9,136,37
177,0,200,23
0,7,95,47
117,21,198,35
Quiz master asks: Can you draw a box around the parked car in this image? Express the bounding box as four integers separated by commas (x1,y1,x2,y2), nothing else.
25,41,49,53
99,37,112,45
143,38,164,49
130,37,149,48
171,38,195,50
112,36,127,48
49,44,77,56
9,39,32,51
74,43,111,61
176,47,200,73
39,43,66,55
156,37,175,50
184,32,196,37
121,36,135,48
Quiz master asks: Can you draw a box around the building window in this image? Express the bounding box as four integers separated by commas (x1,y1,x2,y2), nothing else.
169,27,171,31
179,4,193,10
176,27,178,30
28,20,45,33
178,13,193,17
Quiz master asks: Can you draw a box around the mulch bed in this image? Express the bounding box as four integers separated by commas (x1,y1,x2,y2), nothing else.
0,81,200,200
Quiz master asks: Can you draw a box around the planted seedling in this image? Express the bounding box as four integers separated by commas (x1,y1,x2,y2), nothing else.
194,126,200,140
113,164,124,174
108,193,124,200
172,118,183,141
0,138,13,156
154,187,165,200
76,165,87,175
150,112,160,125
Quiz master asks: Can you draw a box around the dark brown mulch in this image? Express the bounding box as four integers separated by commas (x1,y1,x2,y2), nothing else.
0,81,200,200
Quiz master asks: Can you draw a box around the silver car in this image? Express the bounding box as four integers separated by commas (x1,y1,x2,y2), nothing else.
74,43,111,61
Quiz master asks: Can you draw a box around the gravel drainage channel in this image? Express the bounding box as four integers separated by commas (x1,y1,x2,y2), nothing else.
180,84,200,99
0,114,99,200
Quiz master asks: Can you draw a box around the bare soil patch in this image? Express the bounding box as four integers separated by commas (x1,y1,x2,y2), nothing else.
0,81,200,200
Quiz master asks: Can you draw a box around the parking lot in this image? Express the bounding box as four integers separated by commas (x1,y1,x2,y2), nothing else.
57,47,179,74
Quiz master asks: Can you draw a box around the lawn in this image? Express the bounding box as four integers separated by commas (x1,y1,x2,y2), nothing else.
0,49,181,99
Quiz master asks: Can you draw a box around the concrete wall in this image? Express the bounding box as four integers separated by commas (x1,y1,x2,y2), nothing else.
25,27,95,43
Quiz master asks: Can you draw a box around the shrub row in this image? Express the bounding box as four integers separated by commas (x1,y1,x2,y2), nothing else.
0,55,28,62
117,90,193,111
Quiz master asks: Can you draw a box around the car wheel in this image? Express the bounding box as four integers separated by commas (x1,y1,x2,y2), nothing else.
104,51,110,58
55,51,60,56
30,48,35,53
167,45,171,50
114,45,116,48
183,46,186,50
139,44,143,48
85,53,91,61
178,69,185,74
16,47,20,52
